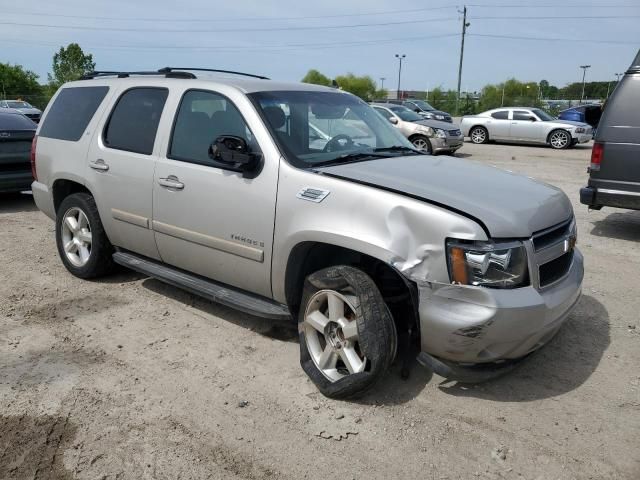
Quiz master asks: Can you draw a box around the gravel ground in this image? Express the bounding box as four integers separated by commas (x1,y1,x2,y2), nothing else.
1,140,639,480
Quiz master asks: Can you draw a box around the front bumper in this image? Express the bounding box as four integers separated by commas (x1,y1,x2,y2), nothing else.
573,132,592,144
580,185,640,211
432,136,464,153
417,249,583,365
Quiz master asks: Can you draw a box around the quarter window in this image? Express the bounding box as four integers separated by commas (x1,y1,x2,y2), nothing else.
103,88,168,155
491,110,509,120
39,86,109,141
169,90,257,166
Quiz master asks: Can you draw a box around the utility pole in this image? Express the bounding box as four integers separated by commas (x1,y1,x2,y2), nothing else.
456,6,469,115
501,83,505,107
579,65,591,104
379,77,385,91
395,54,406,100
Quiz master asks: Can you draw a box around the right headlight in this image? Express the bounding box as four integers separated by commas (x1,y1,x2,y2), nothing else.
446,239,529,289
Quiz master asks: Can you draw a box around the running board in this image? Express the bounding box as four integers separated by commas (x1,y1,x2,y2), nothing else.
113,251,292,320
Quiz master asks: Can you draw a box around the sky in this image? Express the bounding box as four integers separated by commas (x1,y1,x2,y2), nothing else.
1,0,639,92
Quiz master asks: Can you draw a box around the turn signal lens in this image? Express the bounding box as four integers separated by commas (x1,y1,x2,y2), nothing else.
449,246,469,285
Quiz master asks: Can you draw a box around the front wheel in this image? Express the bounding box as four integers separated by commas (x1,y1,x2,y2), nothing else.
469,126,489,144
55,193,115,279
410,135,433,154
299,266,397,399
549,129,571,149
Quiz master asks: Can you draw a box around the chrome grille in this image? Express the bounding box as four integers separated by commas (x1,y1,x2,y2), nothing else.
528,218,576,289
448,129,462,136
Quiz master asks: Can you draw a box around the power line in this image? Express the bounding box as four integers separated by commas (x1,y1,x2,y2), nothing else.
0,16,459,33
468,33,638,45
0,5,456,22
472,14,640,19
467,2,639,7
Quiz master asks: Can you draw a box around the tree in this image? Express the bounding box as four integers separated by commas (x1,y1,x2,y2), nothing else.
334,73,377,101
0,63,46,108
48,43,95,88
301,69,331,87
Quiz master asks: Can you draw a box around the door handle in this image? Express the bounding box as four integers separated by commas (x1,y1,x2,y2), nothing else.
158,175,184,190
89,159,109,171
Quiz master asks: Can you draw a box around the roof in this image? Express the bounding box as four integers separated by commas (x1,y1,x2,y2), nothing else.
69,69,339,95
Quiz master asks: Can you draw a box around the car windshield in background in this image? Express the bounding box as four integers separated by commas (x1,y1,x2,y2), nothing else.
410,100,435,111
532,108,555,121
249,91,416,168
389,106,424,122
6,101,32,109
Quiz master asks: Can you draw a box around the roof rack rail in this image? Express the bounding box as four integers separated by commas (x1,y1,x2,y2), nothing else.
81,70,196,80
158,67,269,80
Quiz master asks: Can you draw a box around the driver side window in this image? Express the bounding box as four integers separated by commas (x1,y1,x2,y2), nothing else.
169,89,257,167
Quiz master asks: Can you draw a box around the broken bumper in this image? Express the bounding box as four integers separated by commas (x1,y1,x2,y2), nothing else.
417,249,583,365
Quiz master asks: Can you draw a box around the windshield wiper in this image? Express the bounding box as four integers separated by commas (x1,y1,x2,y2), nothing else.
312,152,389,167
372,145,421,154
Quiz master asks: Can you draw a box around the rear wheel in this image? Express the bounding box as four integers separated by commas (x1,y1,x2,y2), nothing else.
299,266,397,399
469,126,489,144
549,129,571,149
410,135,433,154
55,193,115,279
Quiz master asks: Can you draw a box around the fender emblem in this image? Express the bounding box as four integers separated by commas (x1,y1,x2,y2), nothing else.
296,187,330,203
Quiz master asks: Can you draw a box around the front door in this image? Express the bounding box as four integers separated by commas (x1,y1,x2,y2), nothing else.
152,88,279,298
509,110,545,142
86,86,169,260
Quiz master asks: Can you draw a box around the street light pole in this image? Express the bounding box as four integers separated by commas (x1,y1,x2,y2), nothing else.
395,54,405,100
456,5,470,115
379,77,385,91
579,65,591,104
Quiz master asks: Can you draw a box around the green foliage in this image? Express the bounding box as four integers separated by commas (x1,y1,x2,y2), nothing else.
301,69,332,87
0,63,47,109
48,43,95,88
334,73,377,101
478,78,542,110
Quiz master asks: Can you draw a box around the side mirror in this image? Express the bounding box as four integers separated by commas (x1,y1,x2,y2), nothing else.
414,108,421,113
389,117,399,125
529,116,537,122
209,135,259,170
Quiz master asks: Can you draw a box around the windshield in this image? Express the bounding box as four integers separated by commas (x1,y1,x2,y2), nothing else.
249,91,417,167
389,106,424,122
6,101,32,109
532,108,555,121
409,100,435,111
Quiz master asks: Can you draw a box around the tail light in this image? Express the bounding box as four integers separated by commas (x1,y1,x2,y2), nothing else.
30,135,38,181
590,142,603,172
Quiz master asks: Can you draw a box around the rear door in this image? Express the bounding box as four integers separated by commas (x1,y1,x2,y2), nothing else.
593,70,640,188
86,86,169,260
487,110,511,139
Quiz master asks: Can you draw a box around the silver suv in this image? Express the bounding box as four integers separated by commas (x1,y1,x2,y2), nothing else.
31,68,583,399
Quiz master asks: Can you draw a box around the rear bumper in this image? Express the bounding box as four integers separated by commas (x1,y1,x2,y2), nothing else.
31,180,56,219
580,185,640,210
0,171,33,193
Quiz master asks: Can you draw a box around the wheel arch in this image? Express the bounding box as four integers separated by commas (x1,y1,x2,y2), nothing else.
52,178,94,214
283,241,420,334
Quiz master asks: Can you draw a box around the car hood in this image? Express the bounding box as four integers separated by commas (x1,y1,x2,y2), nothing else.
420,110,450,118
414,119,457,130
16,107,41,115
317,155,572,238
546,119,589,128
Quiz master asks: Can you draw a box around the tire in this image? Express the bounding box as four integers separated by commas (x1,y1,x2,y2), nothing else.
299,265,397,399
548,129,571,149
410,135,433,154
55,192,115,279
469,126,489,144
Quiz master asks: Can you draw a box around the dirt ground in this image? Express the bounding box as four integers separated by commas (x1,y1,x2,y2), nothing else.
1,141,639,480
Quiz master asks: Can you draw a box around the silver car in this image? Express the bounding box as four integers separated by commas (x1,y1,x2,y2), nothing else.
461,107,592,149
31,69,583,399
0,99,42,123
371,103,463,154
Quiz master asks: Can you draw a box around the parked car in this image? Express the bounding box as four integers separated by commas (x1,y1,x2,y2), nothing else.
558,104,602,132
0,109,37,193
32,68,582,398
401,99,453,123
461,107,592,149
580,50,640,211
371,103,463,154
0,100,42,123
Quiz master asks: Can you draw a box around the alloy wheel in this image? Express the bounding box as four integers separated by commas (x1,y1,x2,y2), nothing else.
60,207,93,267
303,289,366,382
471,128,486,143
550,131,569,149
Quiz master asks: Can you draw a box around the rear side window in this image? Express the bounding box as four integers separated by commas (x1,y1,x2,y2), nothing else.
39,86,109,141
104,88,168,155
0,112,36,130
491,110,509,119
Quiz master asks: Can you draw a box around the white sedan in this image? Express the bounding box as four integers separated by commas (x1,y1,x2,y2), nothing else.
460,107,592,149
